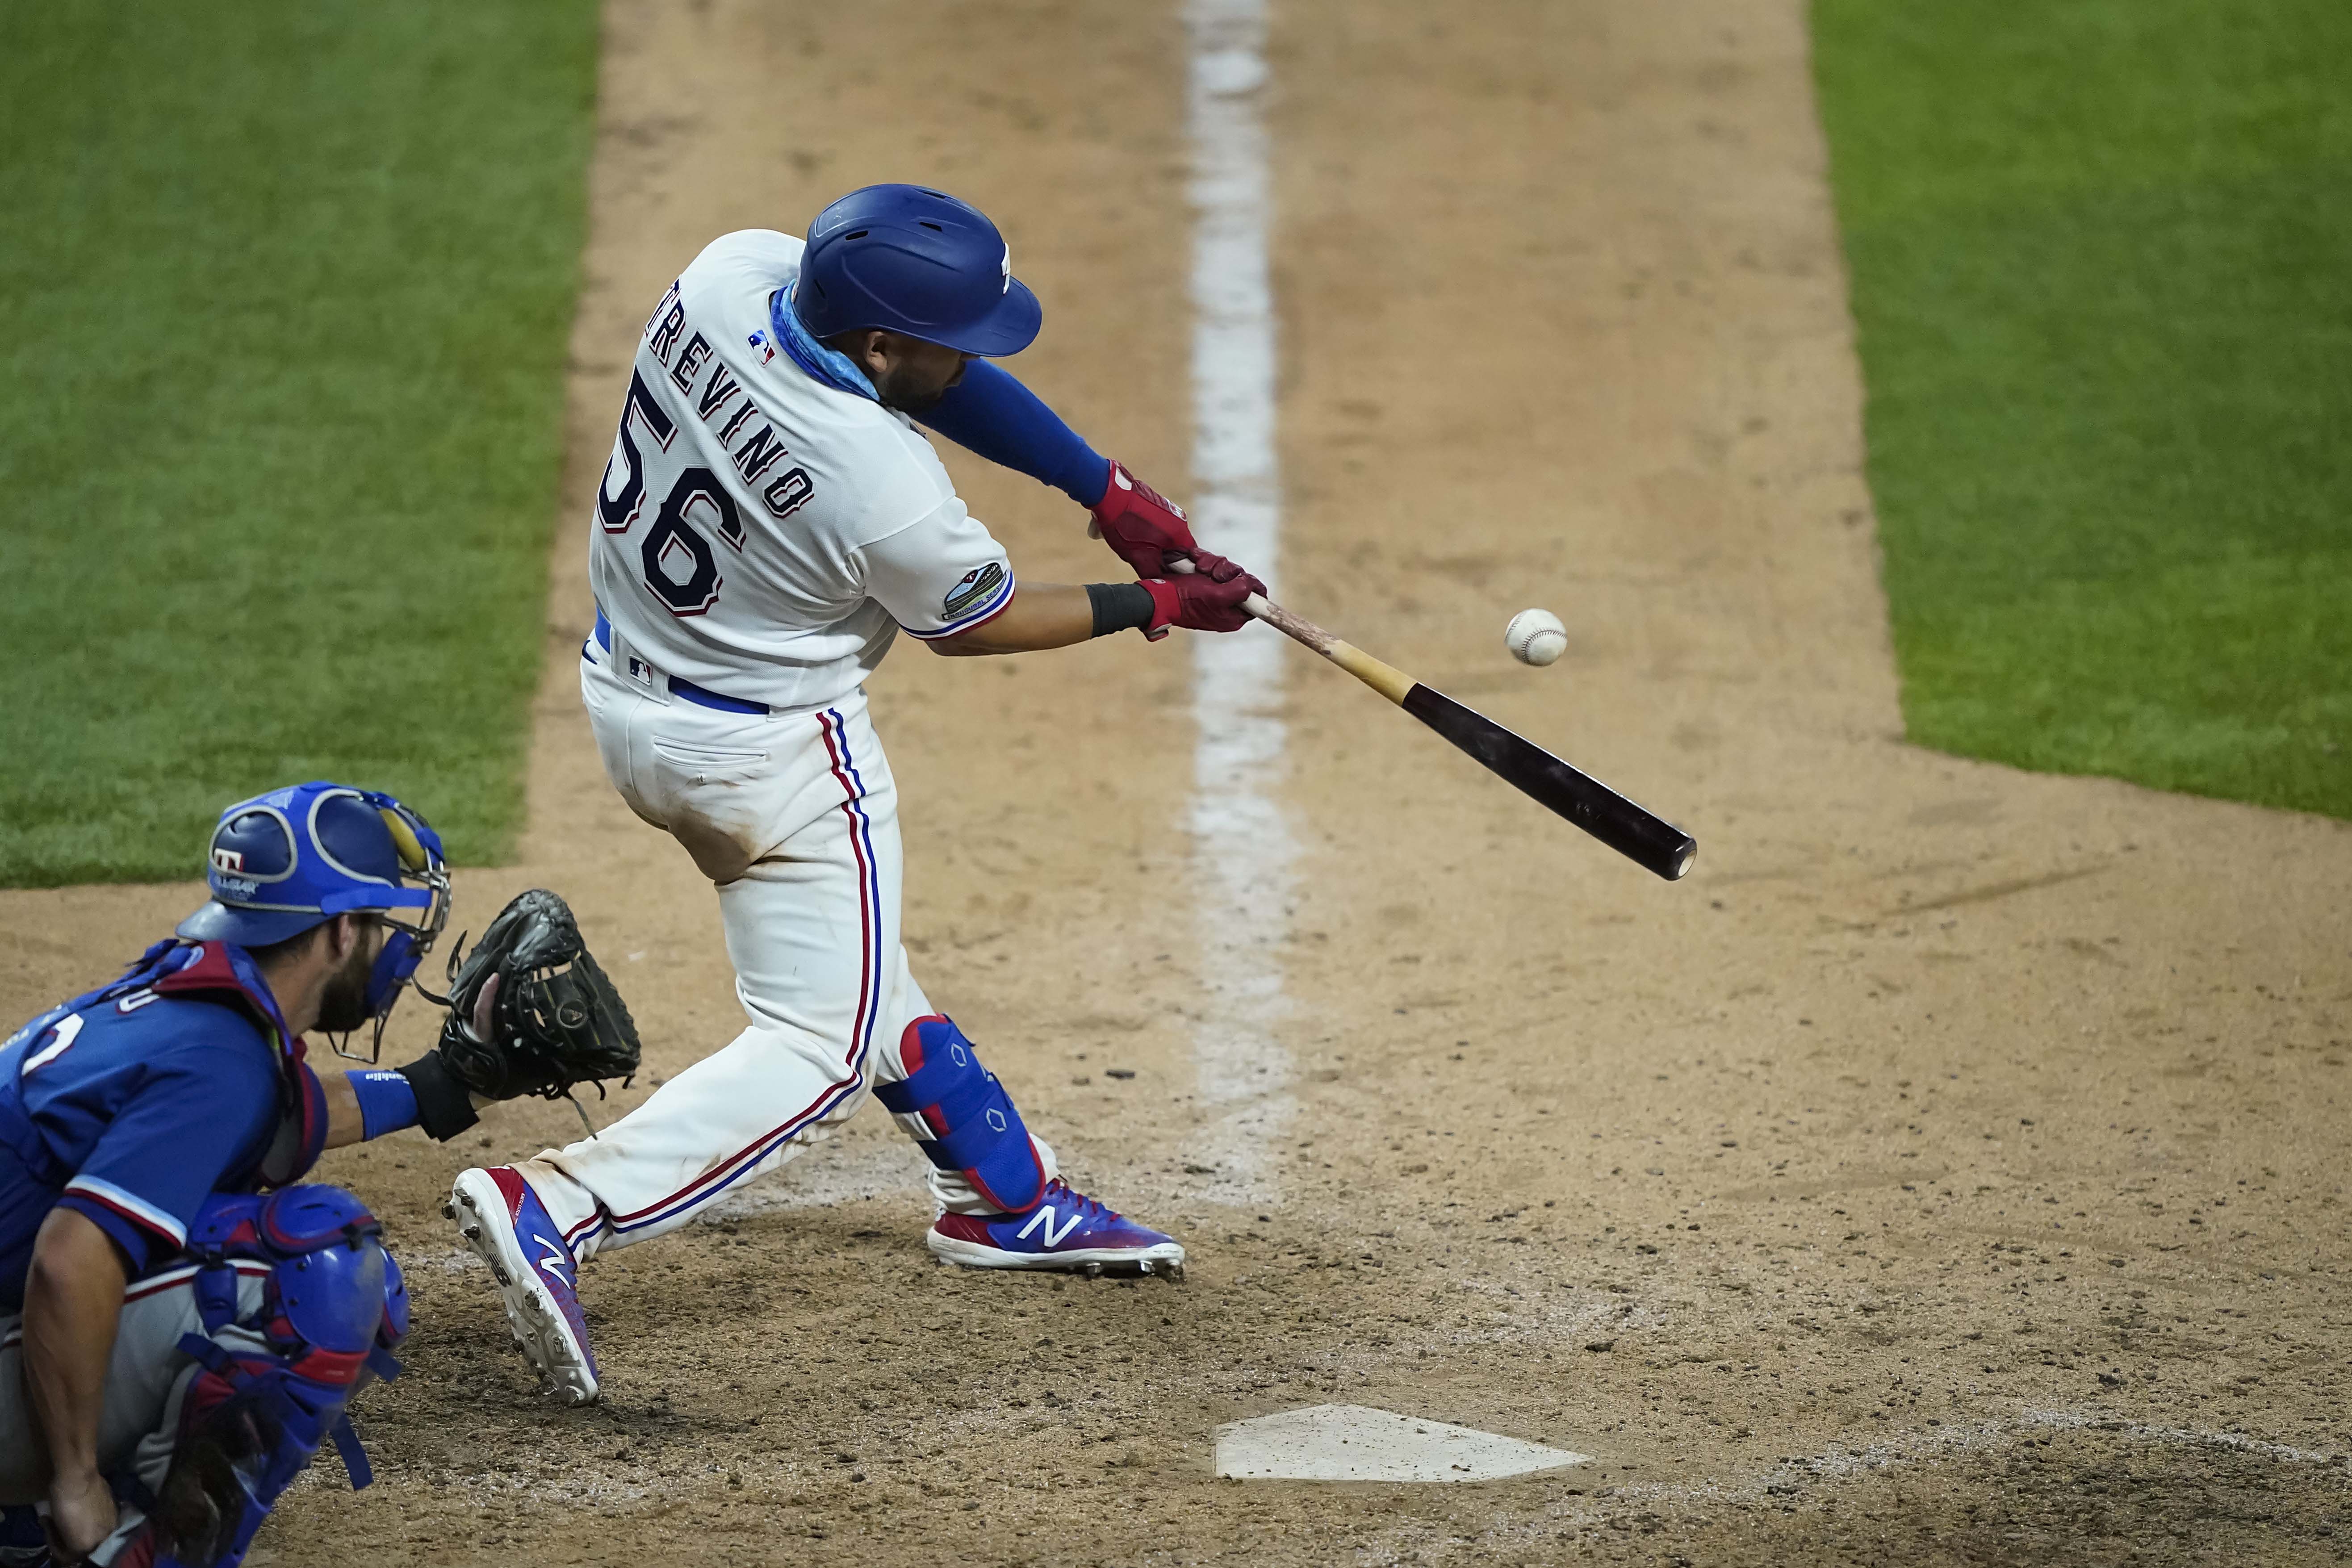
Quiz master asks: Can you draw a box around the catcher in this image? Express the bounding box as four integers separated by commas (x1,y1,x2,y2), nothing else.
0,781,636,1568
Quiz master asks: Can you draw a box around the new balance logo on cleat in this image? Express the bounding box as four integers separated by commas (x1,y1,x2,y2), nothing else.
926,1179,1185,1278
1016,1204,1083,1249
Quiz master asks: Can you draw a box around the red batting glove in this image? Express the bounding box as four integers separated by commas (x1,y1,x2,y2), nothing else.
1140,552,1266,636
1089,460,1201,577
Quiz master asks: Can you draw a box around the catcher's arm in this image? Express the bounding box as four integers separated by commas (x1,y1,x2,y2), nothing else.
326,978,500,1147
22,1208,129,1558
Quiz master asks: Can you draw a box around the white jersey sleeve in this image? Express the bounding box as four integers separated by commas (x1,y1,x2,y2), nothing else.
856,499,1016,641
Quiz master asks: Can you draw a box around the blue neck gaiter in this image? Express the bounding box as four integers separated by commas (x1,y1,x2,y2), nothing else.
770,283,879,401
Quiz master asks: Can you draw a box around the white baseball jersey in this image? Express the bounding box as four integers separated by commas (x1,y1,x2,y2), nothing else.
587,230,1016,712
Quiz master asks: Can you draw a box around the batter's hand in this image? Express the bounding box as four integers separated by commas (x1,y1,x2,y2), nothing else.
1089,460,1201,577
1142,552,1265,635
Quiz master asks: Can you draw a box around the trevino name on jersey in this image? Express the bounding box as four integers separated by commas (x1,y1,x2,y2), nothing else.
588,230,1017,713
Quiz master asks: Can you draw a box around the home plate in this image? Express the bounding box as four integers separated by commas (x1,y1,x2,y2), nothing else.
1213,1405,1589,1482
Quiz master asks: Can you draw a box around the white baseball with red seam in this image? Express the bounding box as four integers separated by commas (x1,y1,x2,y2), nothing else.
1505,608,1568,667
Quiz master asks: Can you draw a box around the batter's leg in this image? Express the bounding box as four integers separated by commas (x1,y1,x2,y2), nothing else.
451,680,938,1401
799,707,1183,1276
511,693,901,1260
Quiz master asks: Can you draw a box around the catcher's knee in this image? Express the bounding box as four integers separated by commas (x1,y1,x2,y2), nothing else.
875,1016,1046,1213
118,1186,411,1567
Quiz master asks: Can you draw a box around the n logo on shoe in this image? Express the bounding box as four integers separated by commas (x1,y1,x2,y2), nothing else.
1016,1204,1082,1249
538,1242,570,1282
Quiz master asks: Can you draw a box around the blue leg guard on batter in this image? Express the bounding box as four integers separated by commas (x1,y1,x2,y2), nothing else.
875,1016,1046,1213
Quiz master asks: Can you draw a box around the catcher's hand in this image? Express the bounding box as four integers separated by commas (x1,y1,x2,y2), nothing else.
399,889,640,1140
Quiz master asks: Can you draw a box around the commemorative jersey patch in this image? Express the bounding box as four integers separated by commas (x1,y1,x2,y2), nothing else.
944,561,1008,619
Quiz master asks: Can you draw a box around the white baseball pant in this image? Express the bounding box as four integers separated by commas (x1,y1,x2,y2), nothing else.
0,1265,268,1508
515,642,1056,1261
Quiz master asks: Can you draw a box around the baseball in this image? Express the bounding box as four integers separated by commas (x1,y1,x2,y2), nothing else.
1505,607,1568,667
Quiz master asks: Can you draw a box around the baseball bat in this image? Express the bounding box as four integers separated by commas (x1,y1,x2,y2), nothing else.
1174,562,1695,880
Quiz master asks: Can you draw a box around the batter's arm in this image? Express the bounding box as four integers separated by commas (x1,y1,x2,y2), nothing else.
22,1206,129,1554
930,567,1261,656
917,360,1110,506
928,582,1096,656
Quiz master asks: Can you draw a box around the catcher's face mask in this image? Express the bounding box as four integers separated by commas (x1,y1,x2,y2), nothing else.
346,792,452,1060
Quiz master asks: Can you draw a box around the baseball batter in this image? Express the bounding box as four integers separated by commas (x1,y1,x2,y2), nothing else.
449,185,1262,1405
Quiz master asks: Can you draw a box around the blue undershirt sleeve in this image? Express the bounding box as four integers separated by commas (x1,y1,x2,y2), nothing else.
917,360,1112,509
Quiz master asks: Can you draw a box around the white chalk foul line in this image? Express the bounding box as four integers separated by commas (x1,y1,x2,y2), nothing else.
1610,1407,2348,1509
2017,1407,2344,1468
1184,0,1294,1204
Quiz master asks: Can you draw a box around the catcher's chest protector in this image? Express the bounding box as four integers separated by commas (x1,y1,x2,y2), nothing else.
0,940,330,1197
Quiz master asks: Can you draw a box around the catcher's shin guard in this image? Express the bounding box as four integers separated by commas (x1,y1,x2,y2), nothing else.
102,1187,407,1568
876,1016,1047,1213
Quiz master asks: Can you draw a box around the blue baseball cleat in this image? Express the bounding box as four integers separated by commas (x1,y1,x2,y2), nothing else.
927,1179,1186,1279
446,1167,600,1404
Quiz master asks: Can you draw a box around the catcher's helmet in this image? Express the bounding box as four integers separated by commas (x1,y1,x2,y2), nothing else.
790,184,1041,356
178,782,451,1029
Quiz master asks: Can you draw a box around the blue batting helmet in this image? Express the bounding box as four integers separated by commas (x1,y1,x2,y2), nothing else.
790,184,1042,356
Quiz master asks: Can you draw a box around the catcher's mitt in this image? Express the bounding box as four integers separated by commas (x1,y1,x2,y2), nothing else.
140,1390,271,1568
429,889,640,1105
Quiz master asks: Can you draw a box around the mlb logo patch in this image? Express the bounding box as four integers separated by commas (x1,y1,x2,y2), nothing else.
747,330,776,365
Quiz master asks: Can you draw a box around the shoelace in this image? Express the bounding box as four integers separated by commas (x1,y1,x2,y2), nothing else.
1034,1179,1116,1225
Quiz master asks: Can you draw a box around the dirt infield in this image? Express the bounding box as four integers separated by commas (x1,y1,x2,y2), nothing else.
6,0,2349,1563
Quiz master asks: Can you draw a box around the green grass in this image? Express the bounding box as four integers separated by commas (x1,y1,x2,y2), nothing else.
1812,0,2352,818
0,2,598,885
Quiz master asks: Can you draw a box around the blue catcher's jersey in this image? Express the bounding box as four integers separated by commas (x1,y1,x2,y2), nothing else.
0,941,318,1311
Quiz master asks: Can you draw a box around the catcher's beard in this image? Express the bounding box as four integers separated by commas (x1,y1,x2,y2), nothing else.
316,937,378,1034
